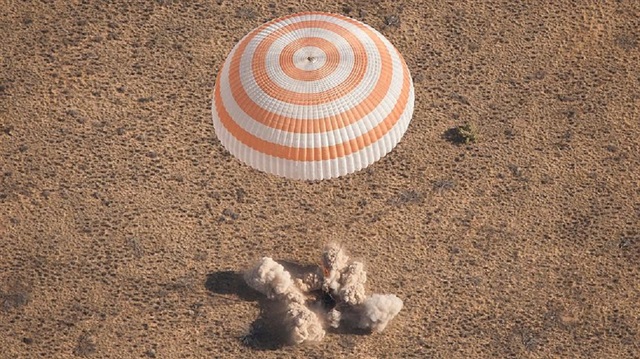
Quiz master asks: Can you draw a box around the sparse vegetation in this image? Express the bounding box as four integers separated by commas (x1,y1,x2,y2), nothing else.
444,123,478,144
432,178,456,192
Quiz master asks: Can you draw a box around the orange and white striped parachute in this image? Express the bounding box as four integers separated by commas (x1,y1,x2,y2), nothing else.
212,11,415,180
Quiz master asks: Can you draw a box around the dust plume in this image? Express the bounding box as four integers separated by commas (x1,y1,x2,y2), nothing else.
357,294,404,332
242,243,404,346
321,242,367,305
244,257,325,345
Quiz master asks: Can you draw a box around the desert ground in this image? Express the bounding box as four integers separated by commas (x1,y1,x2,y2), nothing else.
1,1,639,358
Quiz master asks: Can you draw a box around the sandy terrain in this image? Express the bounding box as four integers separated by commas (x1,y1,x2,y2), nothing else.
1,1,639,358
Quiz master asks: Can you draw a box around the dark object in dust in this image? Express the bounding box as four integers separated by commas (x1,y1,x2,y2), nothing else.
444,123,478,144
318,290,336,311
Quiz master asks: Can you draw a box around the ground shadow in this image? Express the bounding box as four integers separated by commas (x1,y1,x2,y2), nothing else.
204,270,261,302
204,270,290,350
240,298,293,350
329,324,371,336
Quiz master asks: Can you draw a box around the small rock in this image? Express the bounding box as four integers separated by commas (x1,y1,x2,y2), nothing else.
1,124,13,135
383,15,401,27
222,208,238,220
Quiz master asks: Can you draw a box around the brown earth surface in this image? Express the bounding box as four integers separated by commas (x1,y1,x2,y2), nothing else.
1,1,639,358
